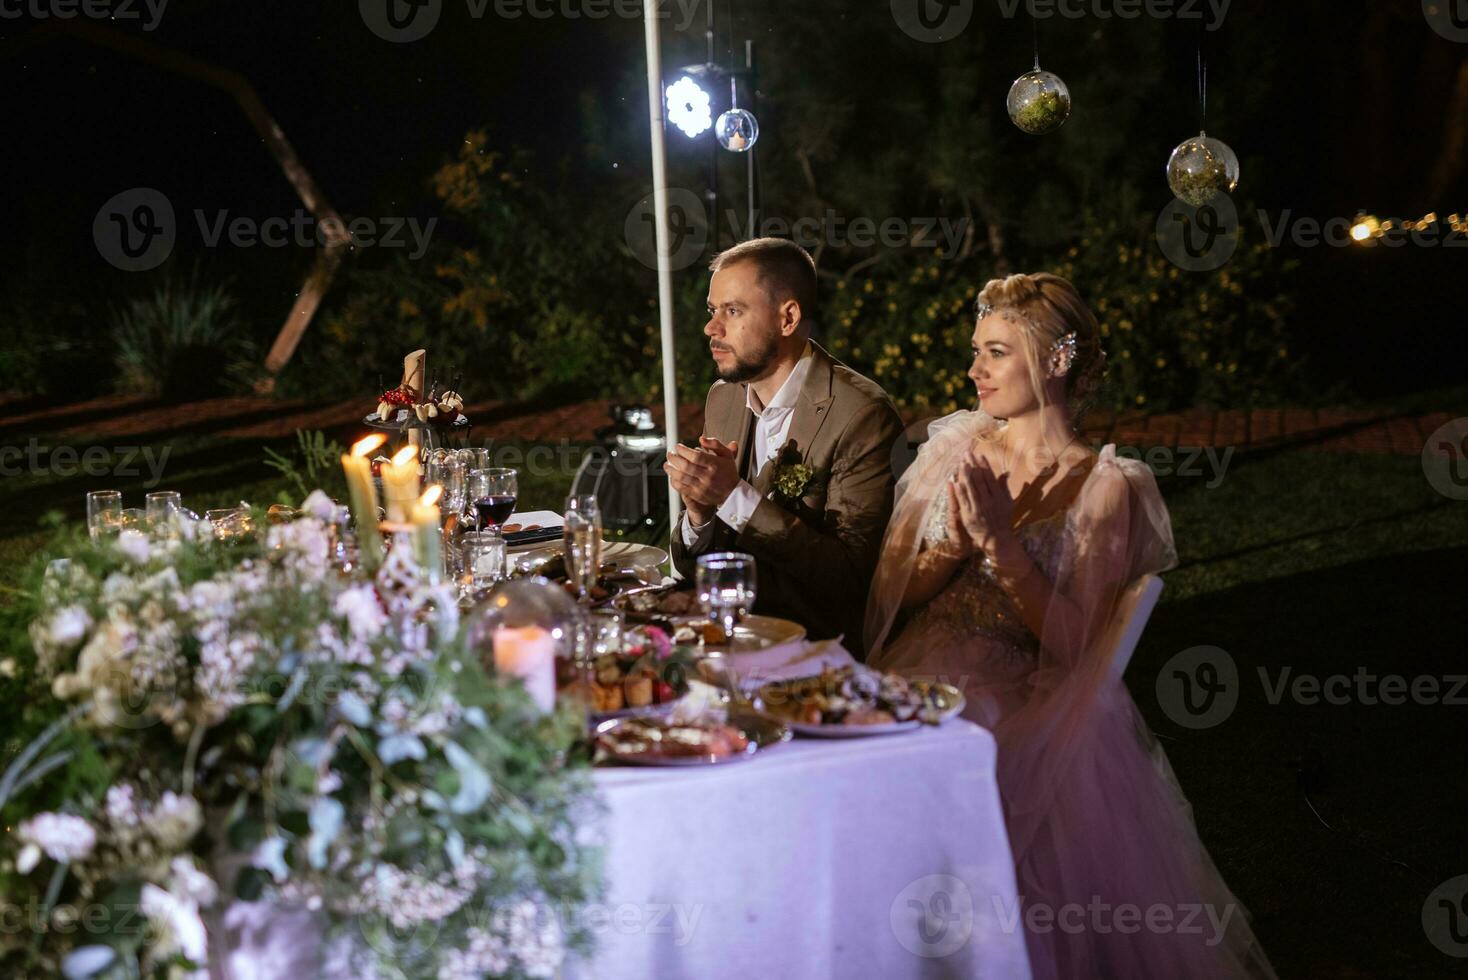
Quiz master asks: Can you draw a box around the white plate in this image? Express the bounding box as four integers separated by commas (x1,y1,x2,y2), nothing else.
684,616,808,659
761,687,966,738
513,541,670,572
786,718,922,738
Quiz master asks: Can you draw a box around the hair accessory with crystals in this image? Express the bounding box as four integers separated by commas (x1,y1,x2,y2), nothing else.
1047,331,1078,378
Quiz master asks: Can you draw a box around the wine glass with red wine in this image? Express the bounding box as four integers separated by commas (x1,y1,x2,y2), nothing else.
468,468,518,532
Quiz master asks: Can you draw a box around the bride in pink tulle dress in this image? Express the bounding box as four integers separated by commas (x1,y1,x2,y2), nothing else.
865,273,1276,980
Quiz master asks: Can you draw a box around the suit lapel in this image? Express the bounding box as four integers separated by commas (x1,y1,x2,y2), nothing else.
751,344,836,498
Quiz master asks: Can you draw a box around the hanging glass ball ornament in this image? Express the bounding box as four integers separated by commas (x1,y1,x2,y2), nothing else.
1166,131,1240,206
716,108,760,152
1007,68,1071,135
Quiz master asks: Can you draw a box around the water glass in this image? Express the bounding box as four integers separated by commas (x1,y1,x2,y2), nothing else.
426,454,467,516
146,491,183,538
460,530,507,596
86,490,124,542
563,495,603,603
695,552,757,648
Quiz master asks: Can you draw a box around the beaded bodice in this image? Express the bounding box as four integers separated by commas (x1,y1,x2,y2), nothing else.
911,492,1072,664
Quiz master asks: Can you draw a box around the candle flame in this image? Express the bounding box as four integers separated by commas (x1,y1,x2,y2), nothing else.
391,445,418,467
351,433,388,458
419,484,443,507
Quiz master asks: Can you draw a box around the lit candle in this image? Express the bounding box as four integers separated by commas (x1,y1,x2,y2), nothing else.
493,625,557,713
341,433,387,570
411,484,443,581
382,444,421,523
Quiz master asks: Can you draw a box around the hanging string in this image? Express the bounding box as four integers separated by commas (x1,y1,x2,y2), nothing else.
1196,24,1207,131
1032,7,1040,71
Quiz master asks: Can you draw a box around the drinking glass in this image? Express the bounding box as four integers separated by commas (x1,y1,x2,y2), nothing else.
457,447,494,471
427,454,467,517
563,495,603,604
695,552,757,649
468,468,518,533
146,491,183,538
86,490,123,542
205,507,250,542
460,530,507,597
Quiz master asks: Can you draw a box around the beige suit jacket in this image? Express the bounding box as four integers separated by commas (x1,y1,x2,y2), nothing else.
670,342,904,657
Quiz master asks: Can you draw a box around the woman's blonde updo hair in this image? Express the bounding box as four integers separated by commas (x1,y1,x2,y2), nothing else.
975,272,1107,417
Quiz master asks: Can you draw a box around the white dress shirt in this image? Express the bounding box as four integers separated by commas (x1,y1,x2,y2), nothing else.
681,342,814,548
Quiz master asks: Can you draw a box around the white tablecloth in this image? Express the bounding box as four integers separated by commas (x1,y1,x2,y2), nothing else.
565,721,1033,980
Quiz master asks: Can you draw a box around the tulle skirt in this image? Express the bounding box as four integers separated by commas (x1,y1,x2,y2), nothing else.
880,625,1277,980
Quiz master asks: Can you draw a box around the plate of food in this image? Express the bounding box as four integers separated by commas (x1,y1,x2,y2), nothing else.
617,591,806,651
755,666,966,737
558,625,695,720
591,708,789,766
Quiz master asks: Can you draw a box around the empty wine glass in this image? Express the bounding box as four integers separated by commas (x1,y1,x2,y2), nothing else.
562,495,602,604
86,490,123,542
696,552,757,648
427,454,467,517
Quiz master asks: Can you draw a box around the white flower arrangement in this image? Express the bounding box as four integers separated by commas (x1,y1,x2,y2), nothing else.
1,498,602,978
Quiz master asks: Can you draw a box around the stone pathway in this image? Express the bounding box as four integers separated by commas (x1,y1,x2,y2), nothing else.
1,394,1454,455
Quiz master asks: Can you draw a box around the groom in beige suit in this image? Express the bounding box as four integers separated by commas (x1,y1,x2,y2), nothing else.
666,238,904,657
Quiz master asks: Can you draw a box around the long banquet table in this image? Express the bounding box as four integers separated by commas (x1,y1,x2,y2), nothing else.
564,716,1034,980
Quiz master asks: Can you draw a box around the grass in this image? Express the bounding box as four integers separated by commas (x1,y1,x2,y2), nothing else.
2,429,1464,977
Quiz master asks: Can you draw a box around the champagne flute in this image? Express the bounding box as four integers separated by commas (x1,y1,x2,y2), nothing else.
563,494,602,604
86,490,123,542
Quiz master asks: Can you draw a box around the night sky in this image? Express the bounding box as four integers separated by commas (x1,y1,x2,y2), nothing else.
4,0,1463,398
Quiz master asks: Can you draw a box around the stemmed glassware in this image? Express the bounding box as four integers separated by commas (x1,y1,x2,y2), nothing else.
468,468,518,533
562,494,602,605
426,453,467,521
695,552,757,697
695,552,757,648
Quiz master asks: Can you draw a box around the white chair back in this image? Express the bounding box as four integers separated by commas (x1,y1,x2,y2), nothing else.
1104,574,1165,682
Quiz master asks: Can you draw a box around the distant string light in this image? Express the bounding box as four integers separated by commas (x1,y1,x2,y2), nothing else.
1349,211,1467,243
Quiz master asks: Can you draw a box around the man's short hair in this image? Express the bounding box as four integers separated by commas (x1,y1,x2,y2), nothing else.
710,238,817,325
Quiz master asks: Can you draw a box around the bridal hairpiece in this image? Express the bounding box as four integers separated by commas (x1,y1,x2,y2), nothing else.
1047,331,1078,378
977,303,1080,379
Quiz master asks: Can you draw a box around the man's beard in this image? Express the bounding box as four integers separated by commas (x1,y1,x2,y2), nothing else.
714,337,779,384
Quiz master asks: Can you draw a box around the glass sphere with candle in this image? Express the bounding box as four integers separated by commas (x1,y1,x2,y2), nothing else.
466,577,582,714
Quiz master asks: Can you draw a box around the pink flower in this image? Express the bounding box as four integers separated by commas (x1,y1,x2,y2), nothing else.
644,626,673,661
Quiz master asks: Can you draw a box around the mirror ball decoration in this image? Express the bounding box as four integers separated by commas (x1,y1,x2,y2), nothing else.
1007,68,1072,135
1166,130,1240,206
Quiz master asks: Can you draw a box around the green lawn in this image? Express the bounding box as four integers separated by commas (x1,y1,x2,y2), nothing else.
2,429,1464,977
